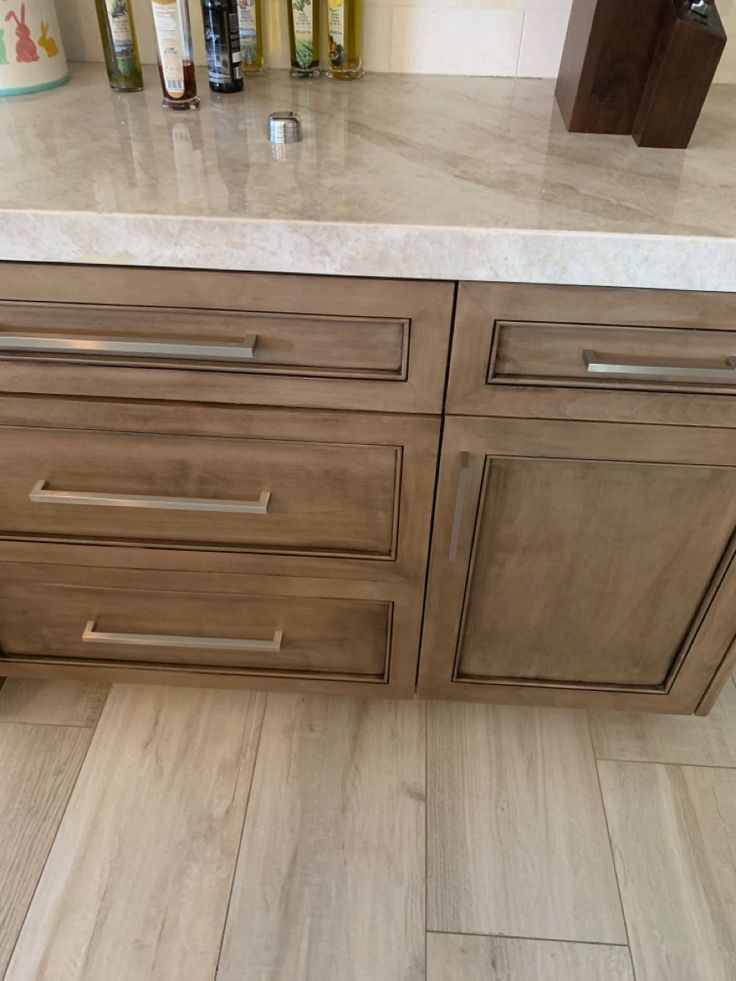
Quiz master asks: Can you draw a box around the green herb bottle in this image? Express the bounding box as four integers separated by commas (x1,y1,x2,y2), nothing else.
95,0,143,92
328,0,363,79
287,0,320,78
236,0,265,75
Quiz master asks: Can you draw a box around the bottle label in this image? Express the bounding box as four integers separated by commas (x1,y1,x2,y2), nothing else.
105,0,135,55
151,1,186,98
237,0,258,64
328,0,346,67
291,0,314,68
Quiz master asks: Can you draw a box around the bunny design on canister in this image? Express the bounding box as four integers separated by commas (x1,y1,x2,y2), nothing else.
37,19,58,57
0,29,7,65
5,4,39,63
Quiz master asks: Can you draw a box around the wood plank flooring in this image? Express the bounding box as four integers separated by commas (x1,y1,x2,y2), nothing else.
599,761,736,981
590,676,736,766
218,696,425,981
426,934,635,981
0,724,91,977
3,685,265,981
427,700,625,943
1,675,736,979
0,679,109,728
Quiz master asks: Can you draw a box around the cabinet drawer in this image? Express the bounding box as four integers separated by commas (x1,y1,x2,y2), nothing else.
491,321,736,391
0,425,399,559
0,264,453,413
448,282,736,417
0,580,391,681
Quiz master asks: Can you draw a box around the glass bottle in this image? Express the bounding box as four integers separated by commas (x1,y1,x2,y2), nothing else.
201,0,244,93
327,0,363,79
95,0,144,92
236,0,265,75
150,0,200,109
287,0,320,78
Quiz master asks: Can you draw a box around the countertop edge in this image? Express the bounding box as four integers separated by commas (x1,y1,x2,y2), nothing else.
4,210,736,293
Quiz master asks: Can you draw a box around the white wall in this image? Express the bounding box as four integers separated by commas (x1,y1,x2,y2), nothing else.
57,0,736,80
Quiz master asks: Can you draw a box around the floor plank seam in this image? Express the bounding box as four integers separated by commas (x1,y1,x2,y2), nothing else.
593,757,736,771
424,701,429,981
426,929,632,947
585,717,638,978
212,694,268,981
0,719,100,731
591,754,639,981
1,722,98,979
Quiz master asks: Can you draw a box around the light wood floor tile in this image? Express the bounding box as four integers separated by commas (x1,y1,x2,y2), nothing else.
0,723,91,977
217,695,425,981
427,933,635,981
0,679,109,727
599,760,736,981
4,684,265,981
428,702,626,943
591,675,736,766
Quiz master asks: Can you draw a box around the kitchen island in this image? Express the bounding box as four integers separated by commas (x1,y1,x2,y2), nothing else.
1,63,736,714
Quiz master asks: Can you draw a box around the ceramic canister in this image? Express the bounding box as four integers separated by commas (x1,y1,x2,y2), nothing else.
0,0,68,95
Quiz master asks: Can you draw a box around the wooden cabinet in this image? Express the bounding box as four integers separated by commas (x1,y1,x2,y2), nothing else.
0,265,449,698
3,265,736,713
419,416,736,712
420,277,736,714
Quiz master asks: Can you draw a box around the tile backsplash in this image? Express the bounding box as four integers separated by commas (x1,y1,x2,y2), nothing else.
58,0,736,82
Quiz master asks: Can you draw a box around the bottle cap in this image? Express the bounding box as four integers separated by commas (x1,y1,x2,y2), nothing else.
268,111,302,144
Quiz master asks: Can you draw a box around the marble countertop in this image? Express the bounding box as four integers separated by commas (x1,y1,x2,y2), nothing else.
3,62,736,291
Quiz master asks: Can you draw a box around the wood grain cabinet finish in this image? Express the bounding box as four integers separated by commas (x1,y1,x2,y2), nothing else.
418,416,736,713
448,282,736,427
3,265,736,712
0,264,453,414
0,396,439,583
0,564,424,696
0,424,399,559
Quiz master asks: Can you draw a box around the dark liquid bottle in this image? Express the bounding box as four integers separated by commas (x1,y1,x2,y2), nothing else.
150,0,200,110
201,0,244,93
156,60,199,108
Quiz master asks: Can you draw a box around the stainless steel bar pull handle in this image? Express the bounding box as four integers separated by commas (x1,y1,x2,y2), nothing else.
0,333,257,361
82,620,283,652
583,349,736,381
29,481,270,514
448,452,472,562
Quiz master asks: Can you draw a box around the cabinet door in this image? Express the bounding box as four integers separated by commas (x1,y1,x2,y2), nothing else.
418,417,736,713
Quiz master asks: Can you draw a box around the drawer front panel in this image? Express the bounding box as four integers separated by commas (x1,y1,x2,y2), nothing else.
0,303,408,381
0,265,454,413
491,321,736,391
418,416,736,714
0,581,390,680
448,282,736,417
0,427,399,558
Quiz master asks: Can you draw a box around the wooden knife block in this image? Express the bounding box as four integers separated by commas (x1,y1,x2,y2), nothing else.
634,1,727,147
555,0,728,147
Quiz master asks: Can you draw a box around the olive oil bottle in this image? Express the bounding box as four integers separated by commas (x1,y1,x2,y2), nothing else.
287,0,320,77
95,0,143,92
328,0,362,78
237,0,265,75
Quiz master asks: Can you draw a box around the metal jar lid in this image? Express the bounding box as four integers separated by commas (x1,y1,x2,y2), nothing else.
268,111,302,144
